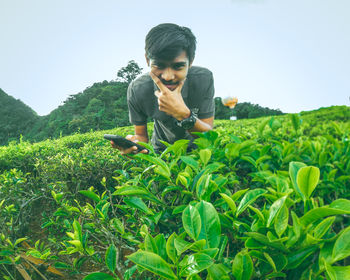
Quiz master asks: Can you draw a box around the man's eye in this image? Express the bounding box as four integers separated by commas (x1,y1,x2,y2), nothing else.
152,65,164,70
174,66,184,70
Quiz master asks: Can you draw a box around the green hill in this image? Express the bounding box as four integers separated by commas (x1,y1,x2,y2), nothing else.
0,88,39,145
26,80,130,142
0,106,349,279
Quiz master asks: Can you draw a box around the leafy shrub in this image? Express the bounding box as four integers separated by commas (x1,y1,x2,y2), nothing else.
0,106,349,279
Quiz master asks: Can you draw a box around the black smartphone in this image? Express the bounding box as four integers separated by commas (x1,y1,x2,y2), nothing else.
104,134,148,152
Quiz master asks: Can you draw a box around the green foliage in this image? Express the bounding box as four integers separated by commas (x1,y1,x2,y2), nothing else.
116,60,143,84
0,89,38,145
0,106,349,279
231,101,284,119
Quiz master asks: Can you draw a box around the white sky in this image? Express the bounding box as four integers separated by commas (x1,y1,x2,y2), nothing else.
1,0,349,116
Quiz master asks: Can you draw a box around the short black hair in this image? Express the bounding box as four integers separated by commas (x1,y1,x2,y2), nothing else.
145,23,197,63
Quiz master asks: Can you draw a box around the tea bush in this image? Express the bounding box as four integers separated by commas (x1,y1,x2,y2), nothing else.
0,106,349,279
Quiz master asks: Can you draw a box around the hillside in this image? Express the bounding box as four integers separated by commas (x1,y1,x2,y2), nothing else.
0,88,39,145
0,106,349,279
26,80,130,142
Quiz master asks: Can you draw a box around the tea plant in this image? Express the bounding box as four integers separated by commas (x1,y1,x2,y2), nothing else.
0,106,349,279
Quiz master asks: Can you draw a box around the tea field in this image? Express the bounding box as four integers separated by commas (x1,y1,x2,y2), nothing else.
0,106,349,279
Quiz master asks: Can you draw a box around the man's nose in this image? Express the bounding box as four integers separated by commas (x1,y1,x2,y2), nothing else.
161,68,175,81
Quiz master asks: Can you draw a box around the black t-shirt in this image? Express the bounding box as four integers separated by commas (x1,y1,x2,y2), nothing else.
127,66,215,151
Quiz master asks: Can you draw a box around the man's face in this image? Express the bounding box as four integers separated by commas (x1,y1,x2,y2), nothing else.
147,51,191,91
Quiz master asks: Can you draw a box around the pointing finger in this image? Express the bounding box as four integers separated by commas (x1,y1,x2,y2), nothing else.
150,72,168,93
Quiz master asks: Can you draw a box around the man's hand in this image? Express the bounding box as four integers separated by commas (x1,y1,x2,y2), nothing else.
150,72,190,120
110,135,148,155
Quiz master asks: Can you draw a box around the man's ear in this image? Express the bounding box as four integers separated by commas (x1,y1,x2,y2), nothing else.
145,54,150,66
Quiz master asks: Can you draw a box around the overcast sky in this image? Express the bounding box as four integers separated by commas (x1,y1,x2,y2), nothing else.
1,0,349,116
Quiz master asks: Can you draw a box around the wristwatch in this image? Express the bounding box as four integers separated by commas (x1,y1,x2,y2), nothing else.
175,110,197,130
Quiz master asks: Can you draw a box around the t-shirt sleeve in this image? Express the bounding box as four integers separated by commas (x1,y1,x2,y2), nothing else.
197,72,215,119
127,82,147,125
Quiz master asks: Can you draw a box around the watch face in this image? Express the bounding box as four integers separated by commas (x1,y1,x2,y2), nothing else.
181,115,196,130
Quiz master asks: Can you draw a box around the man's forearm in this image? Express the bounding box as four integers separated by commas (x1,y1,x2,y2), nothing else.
188,117,213,134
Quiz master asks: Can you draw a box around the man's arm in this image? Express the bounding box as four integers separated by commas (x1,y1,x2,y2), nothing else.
188,116,214,133
133,125,149,143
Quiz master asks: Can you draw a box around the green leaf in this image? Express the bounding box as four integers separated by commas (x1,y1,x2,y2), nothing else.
196,174,212,200
182,205,202,241
201,248,219,258
14,238,28,246
113,186,150,196
195,201,221,248
332,227,350,263
330,199,350,212
105,244,117,273
297,166,320,200
154,234,167,261
79,190,100,203
124,197,153,215
135,153,170,179
286,246,318,269
166,233,177,264
274,204,289,237
300,201,350,226
145,234,158,254
220,193,236,215
248,206,265,222
264,252,277,272
289,161,306,199
207,263,231,280
110,218,124,235
232,189,249,201
73,220,83,242
240,156,257,168
267,196,287,227
232,251,253,280
174,238,206,256
245,232,287,252
199,149,212,166
324,261,337,280
319,241,334,270
236,189,267,216
172,205,187,215
290,113,301,132
183,253,214,276
313,216,335,239
127,250,177,279
180,156,199,170
83,272,116,280
332,266,350,280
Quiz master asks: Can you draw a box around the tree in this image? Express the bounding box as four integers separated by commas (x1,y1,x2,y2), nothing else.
232,102,283,119
117,60,143,84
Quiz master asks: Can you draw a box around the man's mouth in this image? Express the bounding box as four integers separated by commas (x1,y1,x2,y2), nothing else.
165,84,177,90
161,80,178,90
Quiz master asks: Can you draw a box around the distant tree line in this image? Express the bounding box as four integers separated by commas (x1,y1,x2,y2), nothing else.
0,61,283,146
215,97,283,120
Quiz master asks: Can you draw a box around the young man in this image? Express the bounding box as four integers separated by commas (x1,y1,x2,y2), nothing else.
114,23,215,154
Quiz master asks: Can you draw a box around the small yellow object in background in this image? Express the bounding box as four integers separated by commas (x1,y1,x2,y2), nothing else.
222,96,238,109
